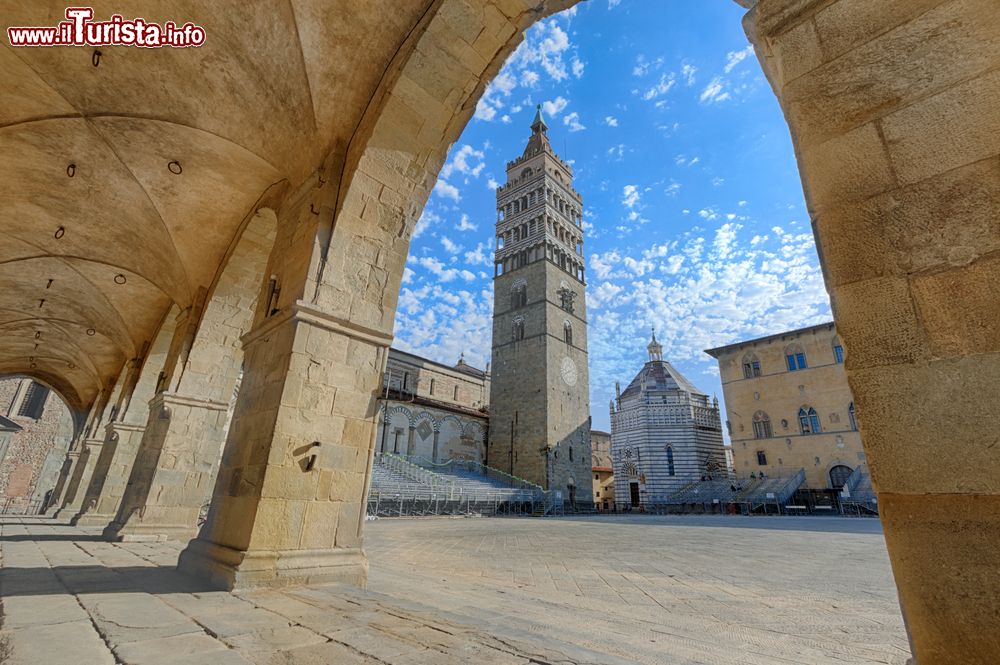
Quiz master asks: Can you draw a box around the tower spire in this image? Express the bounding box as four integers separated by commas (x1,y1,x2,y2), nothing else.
531,104,547,134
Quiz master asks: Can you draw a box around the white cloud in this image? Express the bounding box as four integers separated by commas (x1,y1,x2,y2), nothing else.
433,179,460,202
521,70,540,87
440,235,462,255
609,0,622,8
642,72,675,101
700,76,730,104
441,144,486,180
392,284,495,371
412,209,440,239
681,63,697,86
563,111,586,132
571,57,585,78
724,45,754,74
605,116,618,127
607,144,626,161
622,184,640,209
542,96,569,118
456,214,477,232
464,242,493,267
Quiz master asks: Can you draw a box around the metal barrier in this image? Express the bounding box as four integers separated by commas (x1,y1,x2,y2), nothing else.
1,498,44,515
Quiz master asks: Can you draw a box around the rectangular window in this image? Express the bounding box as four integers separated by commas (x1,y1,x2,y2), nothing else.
429,378,435,395
453,385,459,401
834,345,844,363
786,354,807,371
18,383,48,419
756,450,767,466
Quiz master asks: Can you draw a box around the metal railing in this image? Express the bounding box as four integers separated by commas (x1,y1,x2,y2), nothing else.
843,465,864,493
1,498,43,515
377,453,459,496
404,455,544,494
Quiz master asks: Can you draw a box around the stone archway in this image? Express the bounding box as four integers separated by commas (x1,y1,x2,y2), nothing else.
0,2,990,661
104,208,278,542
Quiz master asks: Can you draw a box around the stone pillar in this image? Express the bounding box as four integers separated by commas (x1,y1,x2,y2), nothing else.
177,301,385,589
746,0,1000,661
103,392,229,542
72,422,145,527
44,450,79,516
431,430,440,462
53,439,103,518
406,426,416,456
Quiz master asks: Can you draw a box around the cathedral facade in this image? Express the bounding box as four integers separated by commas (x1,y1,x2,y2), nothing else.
611,334,726,509
489,108,592,509
375,349,489,464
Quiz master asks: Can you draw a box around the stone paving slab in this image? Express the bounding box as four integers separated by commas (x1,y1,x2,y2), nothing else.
0,515,911,664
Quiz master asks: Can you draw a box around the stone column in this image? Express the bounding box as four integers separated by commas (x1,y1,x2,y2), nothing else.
103,392,230,542
406,426,416,456
53,439,103,518
746,0,1000,661
178,301,385,589
72,422,145,527
431,430,440,462
43,450,79,516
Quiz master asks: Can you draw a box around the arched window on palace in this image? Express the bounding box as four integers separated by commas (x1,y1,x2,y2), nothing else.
666,446,675,476
752,411,772,439
784,343,807,371
829,464,853,489
756,450,768,466
833,338,845,364
742,352,762,378
798,406,821,434
848,402,858,431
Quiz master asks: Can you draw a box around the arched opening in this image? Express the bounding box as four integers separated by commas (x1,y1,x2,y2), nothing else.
829,464,853,490
0,376,76,514
0,3,991,660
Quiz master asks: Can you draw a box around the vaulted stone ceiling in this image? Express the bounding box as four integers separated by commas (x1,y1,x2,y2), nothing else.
0,1,434,410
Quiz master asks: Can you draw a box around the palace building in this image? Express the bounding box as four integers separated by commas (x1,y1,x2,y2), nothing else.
610,333,726,509
705,322,869,493
488,107,593,509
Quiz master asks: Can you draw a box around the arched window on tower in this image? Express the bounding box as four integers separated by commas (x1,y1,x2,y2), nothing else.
510,281,527,309
512,317,525,342
666,446,675,476
848,402,858,431
564,321,573,345
742,352,762,378
752,411,772,439
798,406,821,434
784,343,807,371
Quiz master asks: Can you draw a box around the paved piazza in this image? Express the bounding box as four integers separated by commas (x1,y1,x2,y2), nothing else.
0,515,910,664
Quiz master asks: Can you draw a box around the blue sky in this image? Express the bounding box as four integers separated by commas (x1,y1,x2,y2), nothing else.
392,0,833,433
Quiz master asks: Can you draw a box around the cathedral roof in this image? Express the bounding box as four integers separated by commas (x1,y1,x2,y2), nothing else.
453,353,486,377
619,359,702,400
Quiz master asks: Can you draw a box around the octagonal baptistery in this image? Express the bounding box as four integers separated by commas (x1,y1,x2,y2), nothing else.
610,333,726,508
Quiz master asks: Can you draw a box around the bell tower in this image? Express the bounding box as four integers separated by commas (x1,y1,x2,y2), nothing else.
489,106,592,510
